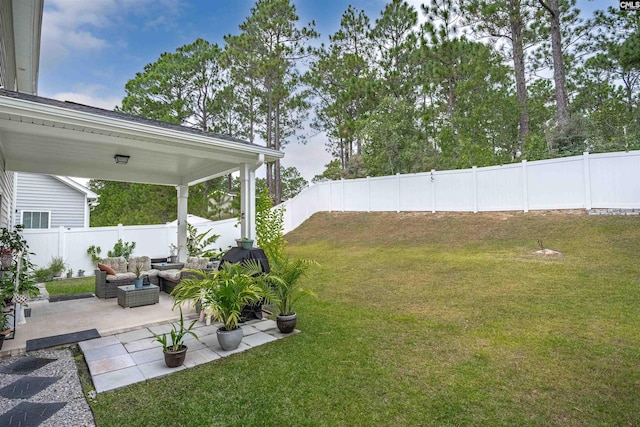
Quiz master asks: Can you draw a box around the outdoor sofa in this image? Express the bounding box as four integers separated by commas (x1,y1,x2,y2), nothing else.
94,256,160,298
157,257,211,294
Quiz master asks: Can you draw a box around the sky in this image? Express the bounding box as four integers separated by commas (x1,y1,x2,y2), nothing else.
38,0,617,184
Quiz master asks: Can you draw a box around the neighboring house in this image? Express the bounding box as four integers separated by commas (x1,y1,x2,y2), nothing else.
14,173,98,229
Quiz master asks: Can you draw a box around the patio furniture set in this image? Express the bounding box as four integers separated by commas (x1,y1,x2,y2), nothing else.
95,256,211,308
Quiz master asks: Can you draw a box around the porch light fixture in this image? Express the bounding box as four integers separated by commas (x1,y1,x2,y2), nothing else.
114,154,130,165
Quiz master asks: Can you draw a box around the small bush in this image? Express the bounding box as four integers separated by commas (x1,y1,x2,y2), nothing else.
107,239,136,261
33,267,53,282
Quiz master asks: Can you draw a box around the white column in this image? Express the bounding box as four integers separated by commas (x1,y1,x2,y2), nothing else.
239,163,256,240
177,184,188,262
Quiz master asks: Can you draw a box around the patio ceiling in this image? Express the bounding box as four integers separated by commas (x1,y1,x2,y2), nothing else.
0,89,283,186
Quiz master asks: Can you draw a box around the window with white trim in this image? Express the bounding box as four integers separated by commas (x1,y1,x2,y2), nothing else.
21,211,50,229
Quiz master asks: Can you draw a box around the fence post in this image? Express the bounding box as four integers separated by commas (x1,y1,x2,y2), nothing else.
367,176,371,212
117,223,124,240
396,173,401,213
472,166,478,213
328,182,333,213
583,152,592,210
58,226,65,258
522,160,529,213
341,179,345,212
431,169,436,213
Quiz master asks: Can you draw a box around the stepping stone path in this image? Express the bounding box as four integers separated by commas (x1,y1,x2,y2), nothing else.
0,350,94,426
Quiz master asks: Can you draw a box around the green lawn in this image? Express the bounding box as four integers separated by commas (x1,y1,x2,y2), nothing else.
88,211,640,426
45,277,94,296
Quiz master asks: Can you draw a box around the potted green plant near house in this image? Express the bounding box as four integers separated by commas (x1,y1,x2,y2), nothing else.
263,253,318,333
172,261,273,351
66,268,73,279
151,307,198,368
169,244,178,263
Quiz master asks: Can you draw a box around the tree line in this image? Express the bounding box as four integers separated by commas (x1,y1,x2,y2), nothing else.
90,0,639,225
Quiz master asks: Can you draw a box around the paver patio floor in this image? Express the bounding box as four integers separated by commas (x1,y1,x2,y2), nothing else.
79,318,294,393
0,292,197,358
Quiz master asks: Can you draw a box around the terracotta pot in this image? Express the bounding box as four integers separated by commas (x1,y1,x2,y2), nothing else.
276,313,297,333
163,345,188,368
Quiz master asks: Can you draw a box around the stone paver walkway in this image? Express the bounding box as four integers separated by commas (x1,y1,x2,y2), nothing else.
79,318,294,393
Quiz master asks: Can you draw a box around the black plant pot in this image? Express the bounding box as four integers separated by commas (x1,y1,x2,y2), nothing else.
276,313,297,333
163,345,188,368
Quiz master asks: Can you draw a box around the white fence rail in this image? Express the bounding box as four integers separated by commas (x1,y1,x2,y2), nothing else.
23,150,640,274
281,150,640,233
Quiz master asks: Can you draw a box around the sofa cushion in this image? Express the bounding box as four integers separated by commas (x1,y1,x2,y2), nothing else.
97,263,116,276
106,272,136,282
185,257,209,270
101,257,127,274
128,256,152,273
158,269,181,281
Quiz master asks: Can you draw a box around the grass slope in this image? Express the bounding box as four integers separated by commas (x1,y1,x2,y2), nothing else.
89,212,640,426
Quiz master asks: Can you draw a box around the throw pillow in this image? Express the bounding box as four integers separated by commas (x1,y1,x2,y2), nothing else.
98,263,117,276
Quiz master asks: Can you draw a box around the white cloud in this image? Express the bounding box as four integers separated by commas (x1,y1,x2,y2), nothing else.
40,0,184,67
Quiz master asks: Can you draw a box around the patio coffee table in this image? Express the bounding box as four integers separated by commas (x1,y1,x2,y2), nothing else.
117,284,159,308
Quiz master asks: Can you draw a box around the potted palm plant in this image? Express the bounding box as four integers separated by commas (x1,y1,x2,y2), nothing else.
172,261,273,351
151,307,198,367
263,253,318,333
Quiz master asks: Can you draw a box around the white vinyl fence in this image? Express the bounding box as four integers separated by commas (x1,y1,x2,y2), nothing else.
281,150,640,233
24,218,239,276
24,150,640,274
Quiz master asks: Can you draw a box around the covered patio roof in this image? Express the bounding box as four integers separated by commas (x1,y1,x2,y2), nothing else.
0,89,283,186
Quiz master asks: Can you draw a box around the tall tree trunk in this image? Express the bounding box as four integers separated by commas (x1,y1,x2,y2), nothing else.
274,102,282,204
539,0,569,128
509,0,529,154
266,84,274,197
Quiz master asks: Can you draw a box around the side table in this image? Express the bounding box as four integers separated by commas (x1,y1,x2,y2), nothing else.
117,284,159,308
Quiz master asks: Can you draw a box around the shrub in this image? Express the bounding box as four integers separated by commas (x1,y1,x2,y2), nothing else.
33,267,53,282
107,239,136,261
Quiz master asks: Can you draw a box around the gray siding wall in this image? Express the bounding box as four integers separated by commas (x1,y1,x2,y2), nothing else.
16,173,86,228
0,170,14,227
